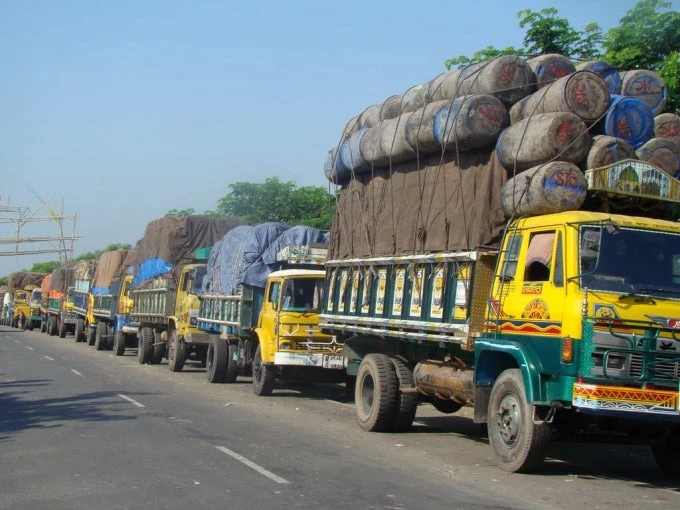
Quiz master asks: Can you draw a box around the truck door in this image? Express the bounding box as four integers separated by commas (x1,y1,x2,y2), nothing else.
492,228,566,335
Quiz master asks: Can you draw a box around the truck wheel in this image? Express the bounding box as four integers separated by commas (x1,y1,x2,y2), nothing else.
113,329,126,356
95,322,107,351
75,319,85,342
389,357,418,432
28,321,34,331
206,336,227,383
151,330,165,364
225,343,238,383
40,319,47,333
487,369,551,473
355,353,398,432
252,345,275,396
651,426,680,477
49,316,58,336
58,320,67,338
87,325,96,346
137,327,154,364
167,328,186,372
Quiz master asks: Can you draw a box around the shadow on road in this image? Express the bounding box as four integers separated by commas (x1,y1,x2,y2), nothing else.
0,379,147,443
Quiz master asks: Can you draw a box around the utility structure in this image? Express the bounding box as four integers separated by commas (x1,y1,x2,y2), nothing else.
0,194,79,260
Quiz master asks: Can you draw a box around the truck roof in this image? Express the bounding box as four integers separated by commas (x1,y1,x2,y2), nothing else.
514,210,680,233
269,269,326,279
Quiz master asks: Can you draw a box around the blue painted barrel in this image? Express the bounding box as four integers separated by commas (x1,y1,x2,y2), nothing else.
600,95,654,149
324,148,352,184
576,60,622,94
338,128,370,174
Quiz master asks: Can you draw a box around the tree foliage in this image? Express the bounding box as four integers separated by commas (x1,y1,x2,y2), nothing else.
26,261,61,274
443,1,679,113
215,177,335,230
165,208,196,217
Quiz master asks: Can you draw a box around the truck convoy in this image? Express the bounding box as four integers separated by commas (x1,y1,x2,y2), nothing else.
197,224,343,394
129,215,242,367
4,51,680,477
65,260,96,342
320,53,680,473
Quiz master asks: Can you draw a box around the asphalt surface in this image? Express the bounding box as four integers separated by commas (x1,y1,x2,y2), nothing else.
1,325,679,510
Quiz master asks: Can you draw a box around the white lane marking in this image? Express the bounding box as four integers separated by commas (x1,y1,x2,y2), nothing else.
44,355,55,361
14,339,20,343
25,346,35,351
118,394,145,408
70,369,85,377
325,399,353,408
215,446,289,484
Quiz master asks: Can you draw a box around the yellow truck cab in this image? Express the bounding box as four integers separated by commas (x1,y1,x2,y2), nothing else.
257,268,342,368
12,288,31,329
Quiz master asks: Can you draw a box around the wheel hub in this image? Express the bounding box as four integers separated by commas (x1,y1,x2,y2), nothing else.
496,394,521,448
360,375,375,414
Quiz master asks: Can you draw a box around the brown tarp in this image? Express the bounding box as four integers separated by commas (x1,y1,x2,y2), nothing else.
133,215,245,282
50,263,76,296
8,272,47,293
74,260,96,281
93,250,131,290
329,149,508,259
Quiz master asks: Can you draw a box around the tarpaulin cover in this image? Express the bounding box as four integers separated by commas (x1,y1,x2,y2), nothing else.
74,260,96,281
133,215,243,287
329,149,508,259
202,223,289,295
8,272,47,293
92,249,132,295
50,263,76,297
242,226,327,288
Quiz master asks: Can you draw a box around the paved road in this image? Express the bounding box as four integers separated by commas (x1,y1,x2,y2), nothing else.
1,325,679,509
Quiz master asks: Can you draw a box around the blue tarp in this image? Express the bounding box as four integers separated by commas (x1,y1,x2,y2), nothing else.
242,226,327,288
201,223,289,295
133,258,174,288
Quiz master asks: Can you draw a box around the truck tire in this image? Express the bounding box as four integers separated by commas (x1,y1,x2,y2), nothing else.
355,353,398,432
95,322,107,351
487,368,551,473
40,318,47,333
252,345,275,396
151,330,165,364
389,357,419,432
87,325,97,346
206,336,228,383
113,329,126,356
58,320,67,338
651,425,680,477
167,328,186,372
75,318,85,342
225,343,238,383
49,316,58,336
137,327,154,364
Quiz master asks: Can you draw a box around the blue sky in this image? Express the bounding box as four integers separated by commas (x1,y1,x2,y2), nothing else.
1,0,677,276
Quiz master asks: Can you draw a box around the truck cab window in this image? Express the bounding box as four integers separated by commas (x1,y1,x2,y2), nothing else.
282,279,322,311
269,282,280,306
501,234,522,281
525,232,555,282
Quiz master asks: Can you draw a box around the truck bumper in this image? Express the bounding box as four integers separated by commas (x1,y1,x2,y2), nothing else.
572,382,680,422
274,352,344,369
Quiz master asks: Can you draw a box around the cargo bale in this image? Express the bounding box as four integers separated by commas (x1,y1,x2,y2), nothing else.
620,69,667,116
635,138,680,176
496,112,590,172
599,95,654,149
501,161,587,216
654,113,680,145
585,135,637,169
575,60,622,94
456,55,536,105
434,95,508,151
527,54,575,88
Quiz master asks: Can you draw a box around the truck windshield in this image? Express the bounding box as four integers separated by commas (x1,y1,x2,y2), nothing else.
579,225,680,298
32,291,42,301
281,278,324,312
192,267,207,294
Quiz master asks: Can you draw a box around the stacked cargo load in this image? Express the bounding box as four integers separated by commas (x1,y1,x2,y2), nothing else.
197,224,342,394
129,215,243,367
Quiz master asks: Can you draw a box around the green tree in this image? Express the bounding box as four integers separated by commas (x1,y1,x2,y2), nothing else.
0,276,7,286
165,208,196,217
603,0,680,112
445,8,602,69
27,261,61,274
216,177,335,230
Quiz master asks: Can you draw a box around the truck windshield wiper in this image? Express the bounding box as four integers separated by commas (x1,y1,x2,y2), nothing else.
618,287,680,301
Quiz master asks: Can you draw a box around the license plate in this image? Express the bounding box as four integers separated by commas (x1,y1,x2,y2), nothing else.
322,355,344,369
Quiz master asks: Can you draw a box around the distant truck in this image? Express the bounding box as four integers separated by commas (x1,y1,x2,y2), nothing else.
127,215,242,366
7,271,45,329
87,249,136,351
199,243,344,395
130,258,209,366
